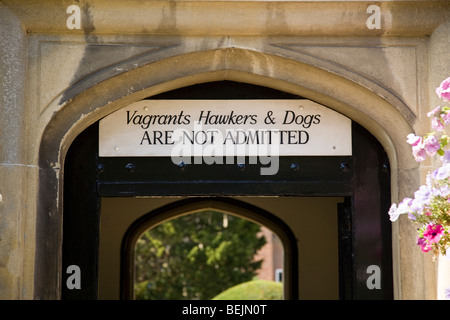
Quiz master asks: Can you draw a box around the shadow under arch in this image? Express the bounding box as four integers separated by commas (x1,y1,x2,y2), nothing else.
120,197,299,300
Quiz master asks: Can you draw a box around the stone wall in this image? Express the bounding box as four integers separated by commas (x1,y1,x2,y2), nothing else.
0,0,449,299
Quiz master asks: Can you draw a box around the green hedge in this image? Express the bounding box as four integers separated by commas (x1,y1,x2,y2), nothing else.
212,280,283,300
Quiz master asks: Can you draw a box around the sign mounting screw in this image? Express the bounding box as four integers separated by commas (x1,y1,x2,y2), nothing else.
340,162,350,173
125,163,136,173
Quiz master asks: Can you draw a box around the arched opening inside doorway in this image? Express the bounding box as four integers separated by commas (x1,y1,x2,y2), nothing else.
119,198,297,300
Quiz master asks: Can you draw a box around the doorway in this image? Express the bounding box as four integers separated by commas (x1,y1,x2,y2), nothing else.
98,196,345,300
62,81,393,300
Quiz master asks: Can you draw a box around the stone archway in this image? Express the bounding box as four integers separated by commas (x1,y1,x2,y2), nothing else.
36,48,414,299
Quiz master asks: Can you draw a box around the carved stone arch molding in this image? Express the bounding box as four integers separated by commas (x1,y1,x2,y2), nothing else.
36,47,414,299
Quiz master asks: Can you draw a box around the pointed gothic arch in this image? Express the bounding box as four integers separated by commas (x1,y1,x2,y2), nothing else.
36,48,409,299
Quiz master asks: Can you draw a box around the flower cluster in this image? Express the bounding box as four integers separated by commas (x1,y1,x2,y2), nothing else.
389,77,450,258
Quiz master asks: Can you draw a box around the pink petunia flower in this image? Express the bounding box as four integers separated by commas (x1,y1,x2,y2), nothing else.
436,77,450,102
423,224,444,244
424,135,441,156
417,237,432,252
441,111,450,125
407,133,422,146
432,117,445,132
412,145,427,162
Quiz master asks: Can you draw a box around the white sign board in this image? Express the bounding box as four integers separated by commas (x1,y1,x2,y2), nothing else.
99,100,352,157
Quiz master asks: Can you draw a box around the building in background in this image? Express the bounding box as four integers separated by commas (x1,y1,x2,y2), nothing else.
254,227,284,283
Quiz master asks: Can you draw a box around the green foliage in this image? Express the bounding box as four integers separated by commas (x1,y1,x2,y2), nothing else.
134,211,266,300
212,280,283,300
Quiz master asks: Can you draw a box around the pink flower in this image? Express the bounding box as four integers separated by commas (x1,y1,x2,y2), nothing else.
417,237,432,252
423,224,444,244
436,77,450,102
407,134,428,161
407,133,422,146
424,135,441,156
442,112,450,125
432,117,445,131
427,106,442,118
412,146,427,162
427,107,447,131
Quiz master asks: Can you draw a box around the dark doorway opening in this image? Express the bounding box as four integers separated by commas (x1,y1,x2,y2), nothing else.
62,81,393,300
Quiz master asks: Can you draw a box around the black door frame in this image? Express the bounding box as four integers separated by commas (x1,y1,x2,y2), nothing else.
62,81,393,300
